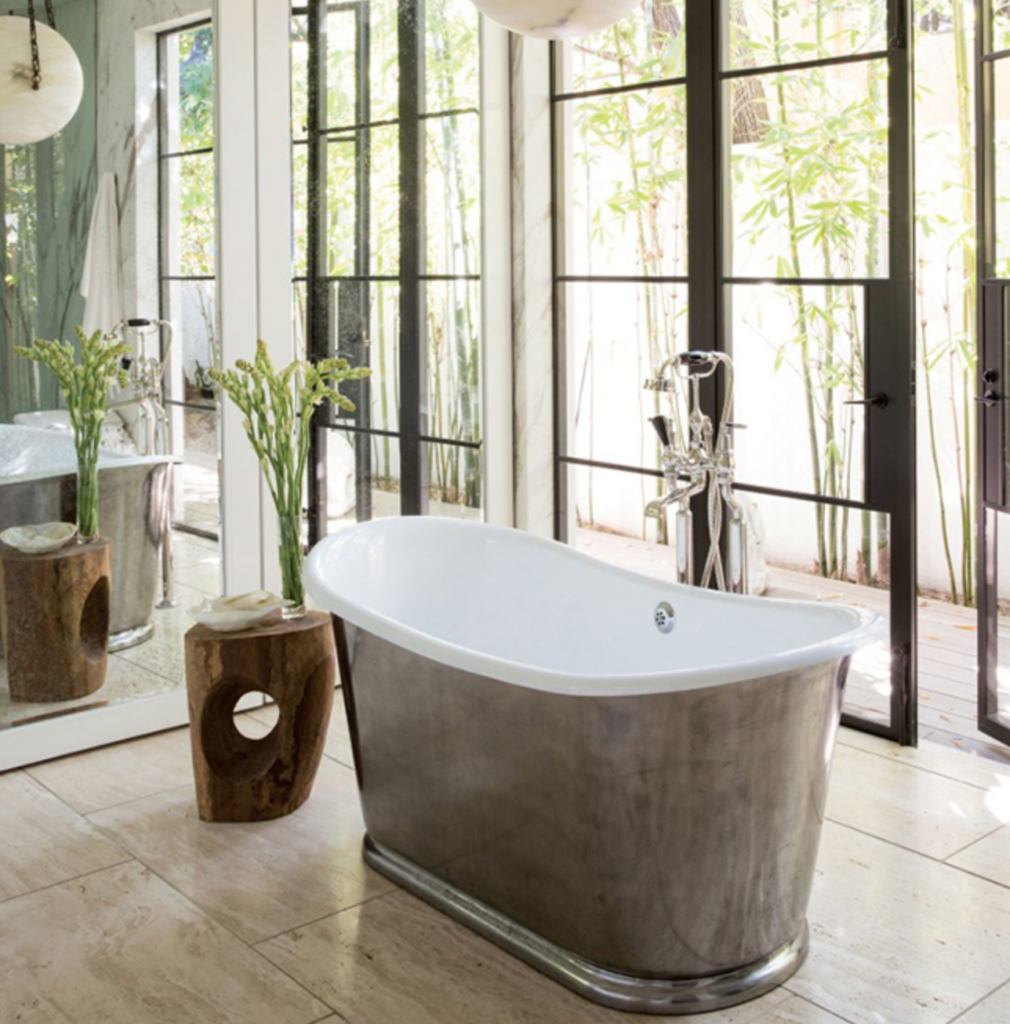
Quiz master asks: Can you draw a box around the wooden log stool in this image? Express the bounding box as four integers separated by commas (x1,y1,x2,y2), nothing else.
0,538,112,703
185,611,336,822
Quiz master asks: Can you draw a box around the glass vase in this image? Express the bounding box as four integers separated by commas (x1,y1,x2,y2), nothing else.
278,513,307,619
76,453,99,541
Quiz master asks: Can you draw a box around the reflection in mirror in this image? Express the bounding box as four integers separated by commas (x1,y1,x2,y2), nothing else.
0,0,221,733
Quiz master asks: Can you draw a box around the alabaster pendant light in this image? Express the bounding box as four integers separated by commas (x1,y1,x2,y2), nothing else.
467,0,641,40
0,2,84,146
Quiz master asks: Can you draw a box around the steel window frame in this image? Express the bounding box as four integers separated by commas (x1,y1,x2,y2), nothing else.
156,17,220,541
550,0,917,744
976,0,1010,747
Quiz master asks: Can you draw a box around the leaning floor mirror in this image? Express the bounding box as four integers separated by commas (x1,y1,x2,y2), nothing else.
0,0,223,768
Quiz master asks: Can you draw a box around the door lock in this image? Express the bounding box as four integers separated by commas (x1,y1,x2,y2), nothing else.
975,390,1003,408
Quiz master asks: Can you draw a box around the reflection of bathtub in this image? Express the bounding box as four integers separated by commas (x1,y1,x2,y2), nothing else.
0,426,174,650
306,518,881,1015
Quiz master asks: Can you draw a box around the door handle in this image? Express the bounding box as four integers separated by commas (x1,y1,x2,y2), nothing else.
844,393,889,409
975,390,1003,408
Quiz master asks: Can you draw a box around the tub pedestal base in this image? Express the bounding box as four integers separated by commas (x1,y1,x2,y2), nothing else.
362,834,808,1016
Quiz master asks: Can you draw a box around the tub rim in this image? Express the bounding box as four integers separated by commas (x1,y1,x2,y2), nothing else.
305,517,883,696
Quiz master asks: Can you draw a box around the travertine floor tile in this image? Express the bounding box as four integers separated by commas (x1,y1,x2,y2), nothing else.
259,890,833,1024
837,726,1010,793
88,758,392,943
0,772,127,903
948,825,1010,887
954,981,1010,1023
0,860,328,1024
826,744,1008,859
789,821,1010,1024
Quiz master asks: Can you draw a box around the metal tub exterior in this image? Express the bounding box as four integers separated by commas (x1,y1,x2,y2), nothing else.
336,619,850,1014
0,462,170,646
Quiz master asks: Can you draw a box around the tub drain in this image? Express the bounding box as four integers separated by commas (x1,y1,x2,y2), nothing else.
654,602,676,634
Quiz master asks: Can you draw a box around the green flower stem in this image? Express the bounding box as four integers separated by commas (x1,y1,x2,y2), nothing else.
209,341,370,605
14,328,129,539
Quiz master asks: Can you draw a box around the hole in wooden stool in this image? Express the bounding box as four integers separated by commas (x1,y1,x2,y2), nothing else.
80,577,110,664
234,695,272,739
201,680,281,784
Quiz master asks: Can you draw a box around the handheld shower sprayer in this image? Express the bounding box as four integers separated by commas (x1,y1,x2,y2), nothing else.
643,351,749,595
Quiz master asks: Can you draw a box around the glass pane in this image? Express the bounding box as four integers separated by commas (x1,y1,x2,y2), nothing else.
723,0,886,70
426,0,480,113
326,125,399,278
568,463,665,554
324,8,358,129
366,0,400,125
560,1,686,95
730,283,866,502
426,441,483,515
426,113,481,276
293,142,309,278
562,86,688,279
170,405,222,533
426,279,482,445
326,427,402,529
294,279,308,356
163,152,216,276
994,59,1010,275
989,512,1010,733
330,281,400,435
291,14,309,140
564,282,689,468
162,25,214,152
725,60,888,279
162,280,218,407
755,494,892,726
994,1,1010,54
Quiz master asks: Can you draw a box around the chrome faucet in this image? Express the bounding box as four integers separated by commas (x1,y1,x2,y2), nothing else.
644,351,749,594
112,318,179,609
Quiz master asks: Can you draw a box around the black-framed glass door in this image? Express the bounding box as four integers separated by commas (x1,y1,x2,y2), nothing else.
976,0,1010,747
292,0,485,544
552,0,916,743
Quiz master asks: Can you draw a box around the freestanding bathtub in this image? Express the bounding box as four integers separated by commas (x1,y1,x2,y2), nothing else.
305,518,881,1015
0,425,174,650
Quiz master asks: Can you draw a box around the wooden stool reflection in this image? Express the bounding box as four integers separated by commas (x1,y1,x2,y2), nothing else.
0,538,111,703
184,611,336,822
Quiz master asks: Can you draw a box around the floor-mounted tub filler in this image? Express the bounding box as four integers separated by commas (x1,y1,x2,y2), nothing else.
305,518,882,1015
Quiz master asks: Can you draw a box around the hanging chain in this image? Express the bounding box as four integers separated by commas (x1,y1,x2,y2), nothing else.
44,0,55,29
27,0,40,91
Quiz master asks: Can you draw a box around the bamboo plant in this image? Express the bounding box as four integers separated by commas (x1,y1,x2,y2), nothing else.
209,341,370,609
14,328,130,539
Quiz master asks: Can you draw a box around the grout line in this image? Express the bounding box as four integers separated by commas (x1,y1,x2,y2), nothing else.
122,857,342,1018
943,823,1007,864
827,818,1010,894
835,734,1006,793
252,886,402,949
786,991,854,1024
0,856,136,909
946,977,1010,1023
824,817,991,870
84,782,196,822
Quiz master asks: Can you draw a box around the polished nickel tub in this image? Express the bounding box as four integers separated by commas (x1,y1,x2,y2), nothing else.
0,426,173,651
305,518,880,1015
